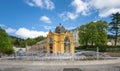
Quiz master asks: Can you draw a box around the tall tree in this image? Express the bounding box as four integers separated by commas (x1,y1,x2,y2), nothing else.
87,22,96,46
78,20,108,47
0,27,14,55
94,20,108,46
78,25,89,46
109,12,120,46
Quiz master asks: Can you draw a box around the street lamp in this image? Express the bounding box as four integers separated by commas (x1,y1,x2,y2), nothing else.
97,47,99,60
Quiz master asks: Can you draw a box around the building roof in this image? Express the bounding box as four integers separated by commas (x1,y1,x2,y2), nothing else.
55,24,66,33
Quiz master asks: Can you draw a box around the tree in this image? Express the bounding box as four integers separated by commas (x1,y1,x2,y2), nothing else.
78,25,90,46
26,38,36,46
35,36,45,42
87,22,96,46
78,20,108,47
94,21,108,46
109,12,120,46
26,36,46,46
0,27,14,55
10,35,46,47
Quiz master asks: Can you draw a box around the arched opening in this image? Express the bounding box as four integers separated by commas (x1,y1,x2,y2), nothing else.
49,38,53,53
64,37,70,53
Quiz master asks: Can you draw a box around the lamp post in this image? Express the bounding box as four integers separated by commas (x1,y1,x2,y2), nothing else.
97,47,99,60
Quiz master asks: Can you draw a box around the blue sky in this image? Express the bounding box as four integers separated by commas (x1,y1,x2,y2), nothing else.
0,0,120,39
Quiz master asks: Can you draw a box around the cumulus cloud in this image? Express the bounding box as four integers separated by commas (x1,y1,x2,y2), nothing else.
59,0,89,21
90,0,120,9
59,12,78,21
75,0,120,17
89,0,120,17
99,8,120,17
15,27,48,39
59,0,120,20
25,0,55,10
40,16,51,23
71,0,89,16
6,28,16,33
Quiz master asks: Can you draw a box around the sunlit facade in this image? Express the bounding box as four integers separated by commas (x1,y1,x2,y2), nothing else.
46,24,74,55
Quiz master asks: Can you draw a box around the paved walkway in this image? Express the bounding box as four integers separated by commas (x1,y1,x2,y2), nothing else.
0,58,120,66
0,58,120,71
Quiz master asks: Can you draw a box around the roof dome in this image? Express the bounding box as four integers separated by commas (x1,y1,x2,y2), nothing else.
55,24,66,33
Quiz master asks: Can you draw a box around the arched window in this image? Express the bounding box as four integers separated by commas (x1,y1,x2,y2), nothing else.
64,37,70,53
49,38,53,53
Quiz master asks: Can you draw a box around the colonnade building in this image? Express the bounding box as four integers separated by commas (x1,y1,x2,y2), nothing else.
46,24,74,55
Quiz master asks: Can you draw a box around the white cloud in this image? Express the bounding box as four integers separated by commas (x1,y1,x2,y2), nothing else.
44,0,54,10
6,28,16,33
67,12,78,20
59,12,78,21
89,0,120,17
40,16,51,23
90,0,120,9
99,8,120,17
74,0,120,17
59,0,120,20
71,0,89,16
26,1,35,6
59,0,89,21
25,0,55,10
15,27,48,39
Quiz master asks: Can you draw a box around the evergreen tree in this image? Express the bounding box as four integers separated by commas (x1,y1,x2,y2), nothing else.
109,12,120,46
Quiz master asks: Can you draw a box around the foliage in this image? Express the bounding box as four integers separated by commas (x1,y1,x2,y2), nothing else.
78,25,89,46
0,27,14,55
25,36,46,46
10,36,26,48
78,20,108,47
109,12,120,46
94,21,108,46
25,38,36,46
11,36,46,47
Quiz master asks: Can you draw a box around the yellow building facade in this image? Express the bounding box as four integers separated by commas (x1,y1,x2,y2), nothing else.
46,24,74,55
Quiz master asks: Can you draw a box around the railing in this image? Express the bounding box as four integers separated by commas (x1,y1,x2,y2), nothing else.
1,51,118,61
1,54,117,61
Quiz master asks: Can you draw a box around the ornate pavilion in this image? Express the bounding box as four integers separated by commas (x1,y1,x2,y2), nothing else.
46,24,74,55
